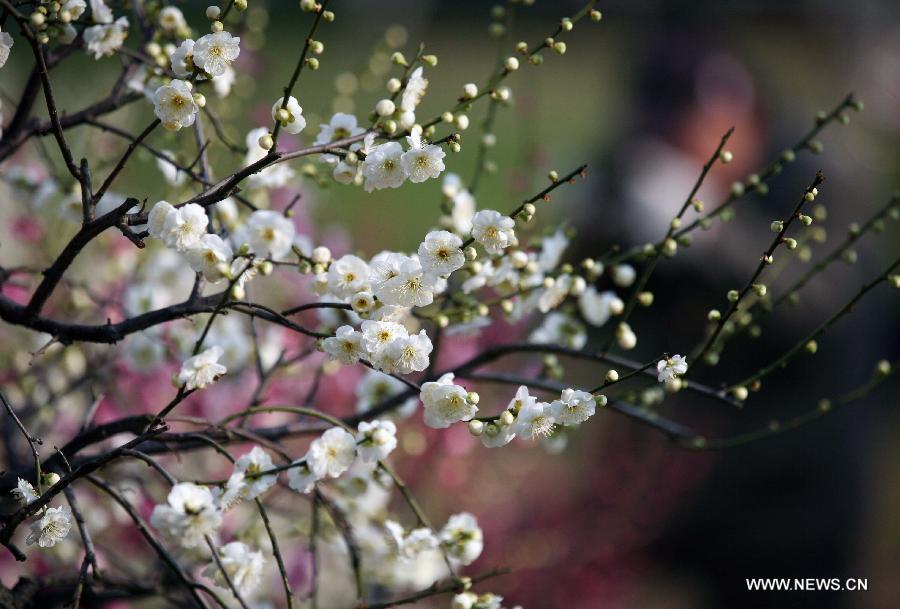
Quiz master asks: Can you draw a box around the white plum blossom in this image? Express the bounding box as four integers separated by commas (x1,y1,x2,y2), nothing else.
156,150,187,186
323,325,365,365
327,254,370,298
170,39,195,77
579,286,622,327
657,354,688,383
243,127,296,189
63,0,87,21
385,521,438,560
529,312,587,350
418,230,465,276
154,79,198,131
12,478,39,506
356,420,398,462
123,331,166,371
148,201,175,239
480,420,516,448
26,505,72,548
213,66,236,98
360,320,407,355
472,210,516,255
158,6,187,33
333,161,357,184
307,427,357,479
161,203,208,251
420,373,477,429
374,330,433,375
355,370,418,419
203,541,265,597
272,96,306,134
400,133,446,183
234,447,278,499
439,512,483,566
176,346,227,390
513,400,555,439
234,209,296,259
538,228,570,272
376,256,436,308
84,17,129,59
287,461,318,494
316,112,365,145
550,388,596,426
213,471,248,511
0,28,13,69
186,234,233,283
122,283,165,316
538,274,573,313
89,0,112,23
193,31,241,78
361,142,406,192
400,67,428,112
150,483,222,548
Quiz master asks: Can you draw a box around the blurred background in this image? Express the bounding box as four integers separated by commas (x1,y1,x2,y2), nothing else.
1,1,899,608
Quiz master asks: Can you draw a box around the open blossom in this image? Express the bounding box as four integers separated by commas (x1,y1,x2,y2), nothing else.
150,483,222,548
234,209,296,258
272,96,306,134
400,67,428,111
401,133,446,183
158,6,186,33
472,210,516,255
154,79,198,131
550,388,596,426
242,127,295,189
287,461,318,494
170,39,194,77
193,31,240,78
361,320,407,355
26,505,72,548
0,27,13,69
12,478,39,506
161,203,208,251
89,0,112,23
203,542,265,597
361,142,406,192
439,512,483,566
530,312,587,350
323,325,365,364
385,521,438,560
84,17,129,59
418,230,465,276
420,373,477,429
176,346,227,390
356,420,398,462
234,447,278,499
307,428,357,479
513,400,555,439
316,112,365,145
186,234,233,282
327,254,370,298
63,0,87,21
657,354,688,382
538,228,570,272
374,330,433,374
579,286,621,327
377,256,436,307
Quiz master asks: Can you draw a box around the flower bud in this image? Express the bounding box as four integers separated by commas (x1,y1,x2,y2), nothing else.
468,420,484,436
605,369,619,383
375,99,396,116
463,83,478,99
504,56,520,71
258,133,274,150
206,6,221,19
719,150,733,163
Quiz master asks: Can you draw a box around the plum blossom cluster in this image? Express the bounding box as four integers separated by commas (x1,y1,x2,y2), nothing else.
9,475,72,549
